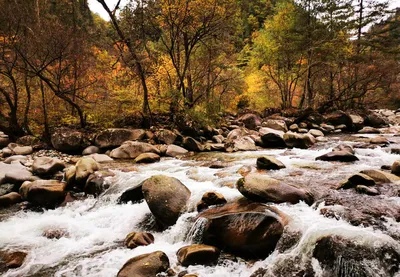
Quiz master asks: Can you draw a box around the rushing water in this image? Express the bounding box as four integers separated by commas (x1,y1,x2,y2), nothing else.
1,134,400,276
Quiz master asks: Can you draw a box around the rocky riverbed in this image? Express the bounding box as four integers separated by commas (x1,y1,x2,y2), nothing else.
0,109,400,276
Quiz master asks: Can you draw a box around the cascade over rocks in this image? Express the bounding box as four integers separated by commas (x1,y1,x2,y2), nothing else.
236,173,313,205
313,235,399,277
142,175,191,228
177,244,220,266
198,200,289,258
110,141,160,159
95,128,146,149
117,251,170,277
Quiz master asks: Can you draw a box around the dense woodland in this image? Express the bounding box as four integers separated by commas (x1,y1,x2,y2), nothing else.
0,0,399,139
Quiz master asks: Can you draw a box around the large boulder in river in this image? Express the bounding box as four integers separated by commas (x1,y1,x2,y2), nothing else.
283,132,315,149
13,145,33,155
196,191,227,212
142,175,191,228
51,128,86,154
84,170,114,197
237,173,313,205
32,157,65,177
134,153,160,163
177,244,220,266
118,182,144,204
259,128,286,148
95,128,146,149
124,232,154,249
20,180,66,207
256,156,286,170
198,201,289,258
110,141,160,159
117,251,170,277
0,162,33,186
238,113,262,130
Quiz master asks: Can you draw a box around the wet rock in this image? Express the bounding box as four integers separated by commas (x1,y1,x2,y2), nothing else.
308,129,324,137
134,152,161,163
155,129,177,145
88,153,113,163
332,144,355,154
42,228,69,239
259,128,286,148
84,170,114,196
359,126,381,134
355,185,379,196
20,180,66,207
237,173,313,205
196,192,227,212
348,173,376,186
117,251,170,277
51,128,86,154
225,136,256,152
391,148,400,155
75,157,100,187
177,244,220,266
365,112,388,128
256,156,286,170
289,124,298,131
212,135,224,143
325,110,352,130
199,201,289,258
0,192,22,207
32,157,65,177
313,235,399,277
142,175,191,228
316,150,359,162
283,132,315,149
95,128,146,149
110,141,160,159
320,123,335,132
166,144,189,157
13,145,33,155
124,232,154,249
0,250,27,269
349,113,365,130
370,136,389,145
64,166,76,188
1,147,13,158
0,162,34,187
391,160,400,176
3,155,28,164
262,119,287,132
183,137,203,152
360,169,400,183
0,134,9,148
238,113,262,130
82,145,100,155
118,182,144,204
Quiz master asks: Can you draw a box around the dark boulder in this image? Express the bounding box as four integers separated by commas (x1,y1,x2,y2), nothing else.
95,128,146,149
177,244,220,266
124,232,154,249
117,251,170,277
256,156,286,170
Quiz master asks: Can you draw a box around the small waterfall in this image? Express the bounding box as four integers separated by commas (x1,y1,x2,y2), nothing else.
186,217,209,243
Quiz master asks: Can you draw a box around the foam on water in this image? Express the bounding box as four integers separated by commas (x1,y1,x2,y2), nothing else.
1,139,400,276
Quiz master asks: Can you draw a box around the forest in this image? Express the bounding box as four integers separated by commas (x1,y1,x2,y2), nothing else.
0,0,399,139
